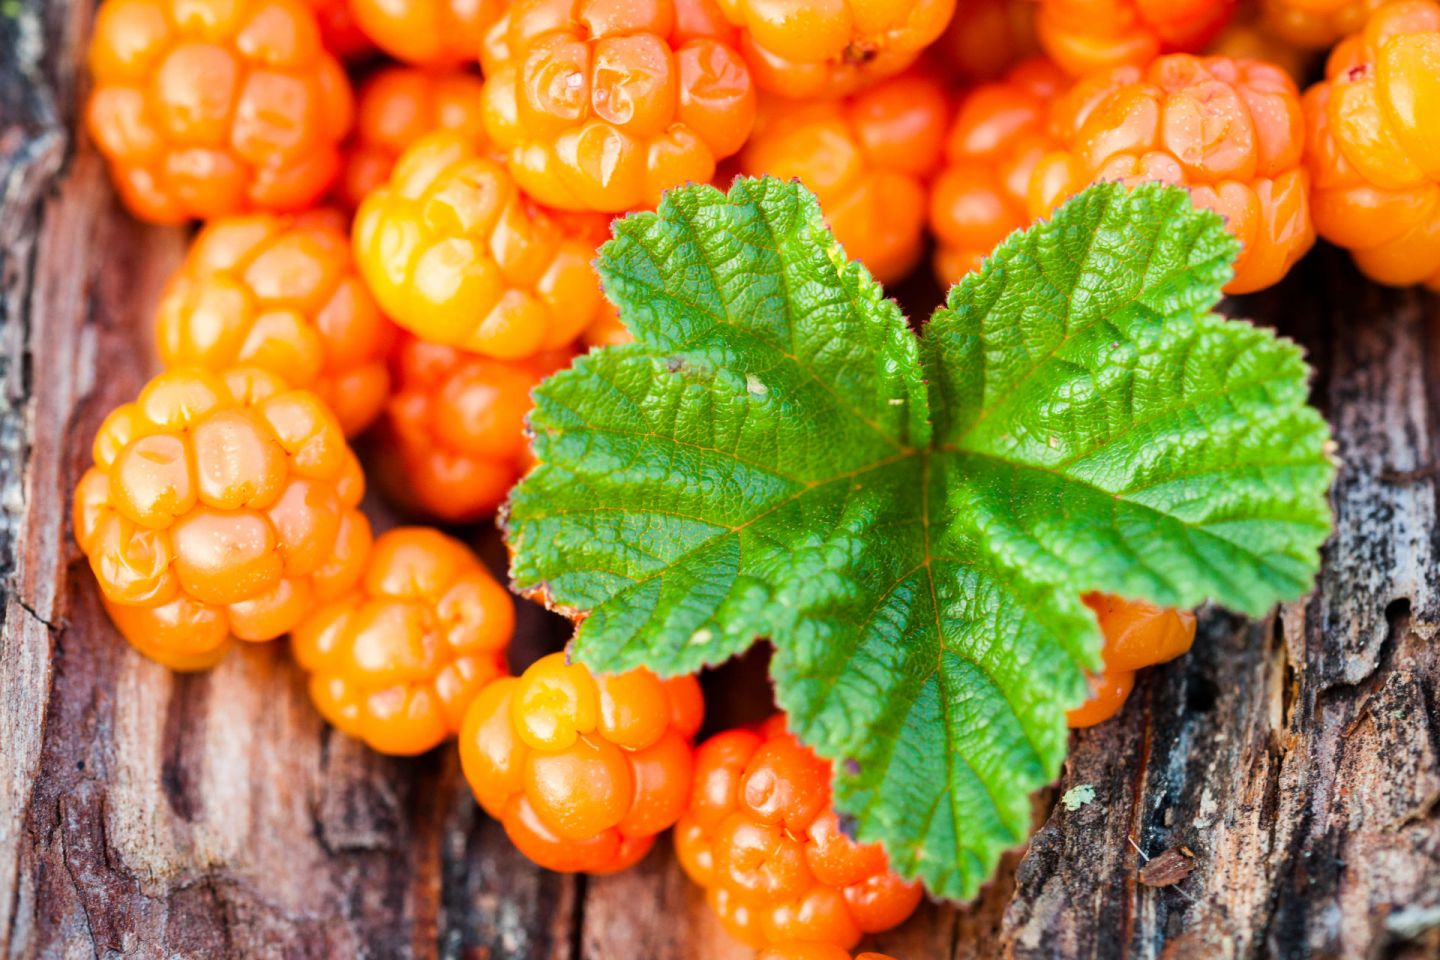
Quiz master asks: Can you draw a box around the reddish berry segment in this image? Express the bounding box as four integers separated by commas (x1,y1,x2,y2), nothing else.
1066,593,1197,728
74,367,371,670
1260,0,1380,48
1304,0,1440,290
86,0,353,223
337,67,488,212
156,209,396,437
1031,53,1313,294
759,947,898,960
742,70,948,283
354,131,614,357
929,0,1037,83
1037,0,1238,75
349,0,500,64
460,653,704,874
718,0,956,98
374,333,571,522
928,58,1066,286
292,527,514,755
677,717,922,950
480,0,757,212
305,0,373,58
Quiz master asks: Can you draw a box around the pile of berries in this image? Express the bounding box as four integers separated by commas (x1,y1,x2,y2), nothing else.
76,0,1431,949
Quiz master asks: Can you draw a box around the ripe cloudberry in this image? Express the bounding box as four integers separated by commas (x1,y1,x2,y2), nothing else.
349,0,499,64
741,70,948,283
1259,0,1380,48
1303,0,1440,290
760,948,897,960
86,0,352,223
292,527,513,755
354,131,613,357
1066,594,1197,728
1036,0,1238,75
459,653,705,874
73,367,371,671
156,209,395,437
337,67,488,211
373,333,571,522
928,57,1066,286
718,0,955,98
479,0,757,213
1030,53,1314,294
676,717,923,950
930,0,1037,82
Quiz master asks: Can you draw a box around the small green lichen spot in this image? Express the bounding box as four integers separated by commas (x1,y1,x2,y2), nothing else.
1061,784,1097,811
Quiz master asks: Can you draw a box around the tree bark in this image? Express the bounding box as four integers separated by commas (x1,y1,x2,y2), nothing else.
3,0,1438,956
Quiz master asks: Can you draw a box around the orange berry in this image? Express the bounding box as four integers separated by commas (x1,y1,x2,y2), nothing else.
1208,14,1316,83
459,653,704,873
1084,592,1197,672
337,67,488,211
350,0,500,64
480,0,757,212
758,946,858,960
1067,593,1196,727
928,57,1066,286
678,718,919,951
741,69,948,283
86,0,352,223
1260,0,1380,48
1303,0,1440,290
75,367,370,667
354,131,613,356
156,209,396,437
372,332,570,523
292,527,512,755
718,0,956,98
1066,666,1136,728
1031,53,1313,294
1037,0,1238,75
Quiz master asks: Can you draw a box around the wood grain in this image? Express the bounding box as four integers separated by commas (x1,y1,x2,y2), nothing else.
3,0,1440,955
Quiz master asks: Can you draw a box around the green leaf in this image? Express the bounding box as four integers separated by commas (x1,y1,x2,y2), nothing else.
503,177,1334,900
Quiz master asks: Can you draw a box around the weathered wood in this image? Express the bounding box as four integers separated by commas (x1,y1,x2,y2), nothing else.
3,0,1440,955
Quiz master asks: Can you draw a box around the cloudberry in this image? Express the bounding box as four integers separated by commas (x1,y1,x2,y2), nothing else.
1066,593,1197,728
1303,0,1440,290
741,70,948,283
459,653,705,874
718,0,955,98
337,67,488,211
929,0,1037,83
373,333,571,522
349,0,500,64
1260,0,1380,48
156,209,395,437
292,527,514,755
73,367,371,670
354,131,614,357
676,717,923,950
928,58,1066,286
1037,0,1238,75
760,948,897,960
86,0,352,223
480,0,757,212
1030,53,1314,294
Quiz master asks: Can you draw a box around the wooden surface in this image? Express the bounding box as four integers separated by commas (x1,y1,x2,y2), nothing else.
5,0,1440,956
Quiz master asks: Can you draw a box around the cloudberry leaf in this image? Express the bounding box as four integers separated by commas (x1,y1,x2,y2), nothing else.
503,177,1335,900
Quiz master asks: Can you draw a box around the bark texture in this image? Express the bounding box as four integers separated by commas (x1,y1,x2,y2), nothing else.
3,0,1439,956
